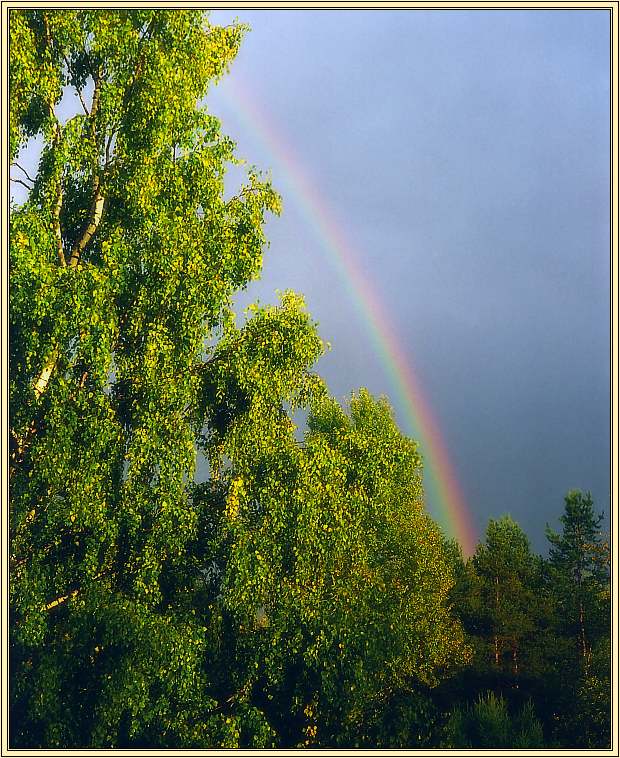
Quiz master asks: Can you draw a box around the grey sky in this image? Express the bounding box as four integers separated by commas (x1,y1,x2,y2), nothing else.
207,9,610,553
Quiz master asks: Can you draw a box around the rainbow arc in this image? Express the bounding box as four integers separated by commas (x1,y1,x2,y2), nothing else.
217,78,477,556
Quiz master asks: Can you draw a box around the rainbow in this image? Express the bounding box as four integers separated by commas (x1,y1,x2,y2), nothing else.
214,77,478,556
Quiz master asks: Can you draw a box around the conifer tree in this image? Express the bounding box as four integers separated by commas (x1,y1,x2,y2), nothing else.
471,516,540,680
544,491,611,748
546,490,608,669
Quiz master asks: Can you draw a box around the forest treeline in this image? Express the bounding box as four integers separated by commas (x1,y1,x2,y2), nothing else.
9,9,611,750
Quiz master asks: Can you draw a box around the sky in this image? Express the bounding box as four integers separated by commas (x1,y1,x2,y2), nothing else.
205,9,611,554
11,9,610,555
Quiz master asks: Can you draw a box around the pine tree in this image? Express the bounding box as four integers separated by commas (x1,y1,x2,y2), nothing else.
546,490,608,669
471,516,540,682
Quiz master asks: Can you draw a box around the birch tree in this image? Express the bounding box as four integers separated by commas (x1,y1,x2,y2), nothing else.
10,10,279,747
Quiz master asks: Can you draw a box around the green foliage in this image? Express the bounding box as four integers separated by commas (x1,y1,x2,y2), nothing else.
10,9,610,751
546,490,609,664
202,382,468,747
572,638,612,748
441,692,544,749
351,688,440,748
542,491,611,747
449,515,549,693
470,516,542,676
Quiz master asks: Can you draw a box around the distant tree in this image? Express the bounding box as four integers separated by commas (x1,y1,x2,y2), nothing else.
470,516,540,680
439,515,563,747
544,490,610,748
435,494,611,750
545,490,609,669
440,692,544,749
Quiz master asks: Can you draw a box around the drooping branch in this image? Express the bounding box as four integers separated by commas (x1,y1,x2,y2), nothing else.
99,18,156,171
125,16,156,102
190,352,225,375
225,186,263,207
105,132,115,168
10,177,33,191
11,161,36,183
